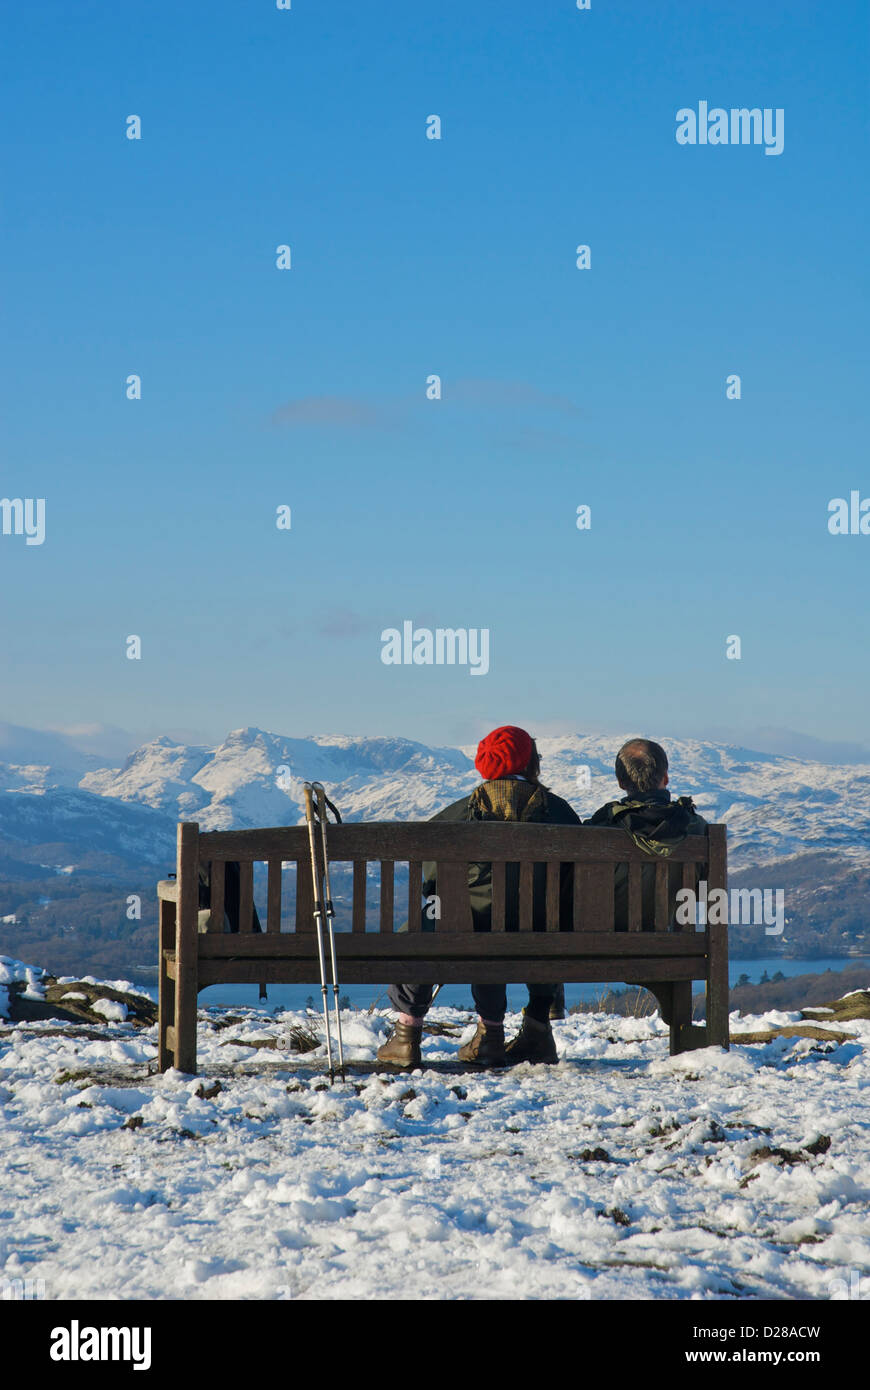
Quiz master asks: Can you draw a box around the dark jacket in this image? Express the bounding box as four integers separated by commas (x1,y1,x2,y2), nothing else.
415,778,582,932
585,789,709,930
198,861,263,934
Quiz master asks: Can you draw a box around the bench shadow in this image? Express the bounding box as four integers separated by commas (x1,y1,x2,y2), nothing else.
43,1053,654,1087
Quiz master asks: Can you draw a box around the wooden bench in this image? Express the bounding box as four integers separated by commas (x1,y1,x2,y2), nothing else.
157,820,729,1073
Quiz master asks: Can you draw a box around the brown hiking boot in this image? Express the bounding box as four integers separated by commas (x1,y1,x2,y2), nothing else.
505,1010,559,1065
377,1020,422,1068
457,1020,506,1066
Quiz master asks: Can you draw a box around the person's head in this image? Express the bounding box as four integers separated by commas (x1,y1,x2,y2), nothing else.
615,738,669,796
475,725,540,783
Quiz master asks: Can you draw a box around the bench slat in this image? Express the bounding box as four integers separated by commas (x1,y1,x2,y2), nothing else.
577,865,613,931
192,955,705,987
239,861,254,934
379,860,394,933
408,860,422,933
209,859,225,934
193,931,708,958
491,861,505,932
267,860,281,933
677,861,696,932
199,824,711,864
519,862,534,931
295,855,314,933
352,861,367,932
627,862,642,932
572,866,583,931
654,861,670,931
437,861,473,933
545,861,560,932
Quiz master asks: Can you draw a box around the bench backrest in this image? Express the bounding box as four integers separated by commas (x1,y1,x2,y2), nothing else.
181,821,726,937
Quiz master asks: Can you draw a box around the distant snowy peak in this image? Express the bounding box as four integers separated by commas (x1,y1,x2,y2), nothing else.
77,729,477,834
54,727,870,869
81,737,212,817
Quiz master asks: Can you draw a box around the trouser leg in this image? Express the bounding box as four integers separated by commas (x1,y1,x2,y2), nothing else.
525,984,558,1023
223,861,263,933
388,982,435,1018
471,983,507,1022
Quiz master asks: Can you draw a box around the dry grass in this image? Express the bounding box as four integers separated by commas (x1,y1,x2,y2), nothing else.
801,989,870,1024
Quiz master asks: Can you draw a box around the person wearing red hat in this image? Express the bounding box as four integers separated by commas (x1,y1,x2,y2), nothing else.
377,725,581,1069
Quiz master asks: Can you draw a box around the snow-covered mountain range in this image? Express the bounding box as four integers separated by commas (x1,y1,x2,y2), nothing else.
2,725,870,871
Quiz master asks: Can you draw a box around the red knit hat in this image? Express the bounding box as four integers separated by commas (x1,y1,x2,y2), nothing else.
474,725,534,781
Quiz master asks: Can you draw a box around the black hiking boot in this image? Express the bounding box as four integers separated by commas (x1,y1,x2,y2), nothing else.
457,1020,506,1066
505,1010,559,1065
377,1020,422,1068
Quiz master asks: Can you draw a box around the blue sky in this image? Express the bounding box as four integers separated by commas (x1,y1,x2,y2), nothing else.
1,0,867,755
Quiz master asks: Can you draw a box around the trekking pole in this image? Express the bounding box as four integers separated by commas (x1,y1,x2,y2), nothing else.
313,782,346,1082
303,783,335,1082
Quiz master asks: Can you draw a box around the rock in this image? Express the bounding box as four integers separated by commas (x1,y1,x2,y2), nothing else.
732,1024,856,1044
747,1135,831,1169
6,977,156,1027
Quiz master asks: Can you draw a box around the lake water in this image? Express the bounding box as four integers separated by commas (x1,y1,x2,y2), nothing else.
137,954,870,1015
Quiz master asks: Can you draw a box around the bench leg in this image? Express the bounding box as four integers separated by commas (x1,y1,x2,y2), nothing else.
643,981,702,1054
173,823,200,1074
706,922,730,1049
643,981,674,1025
669,981,698,1054
157,898,176,1071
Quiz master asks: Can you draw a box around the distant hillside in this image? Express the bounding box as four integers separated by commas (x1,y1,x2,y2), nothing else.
728,966,870,1015
570,967,870,1019
728,853,870,958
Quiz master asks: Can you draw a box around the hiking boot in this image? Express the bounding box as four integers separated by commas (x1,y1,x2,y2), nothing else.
505,1010,559,1065
377,1020,422,1068
458,1020,506,1066
549,984,566,1021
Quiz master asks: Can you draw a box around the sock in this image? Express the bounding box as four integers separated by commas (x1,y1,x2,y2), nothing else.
480,1017,504,1029
398,1012,424,1028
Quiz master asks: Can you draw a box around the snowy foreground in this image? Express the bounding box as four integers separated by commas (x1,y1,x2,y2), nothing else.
2,979,870,1300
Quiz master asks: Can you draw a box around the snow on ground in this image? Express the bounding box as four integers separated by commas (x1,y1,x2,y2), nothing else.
0,957,46,1017
2,994,869,1301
